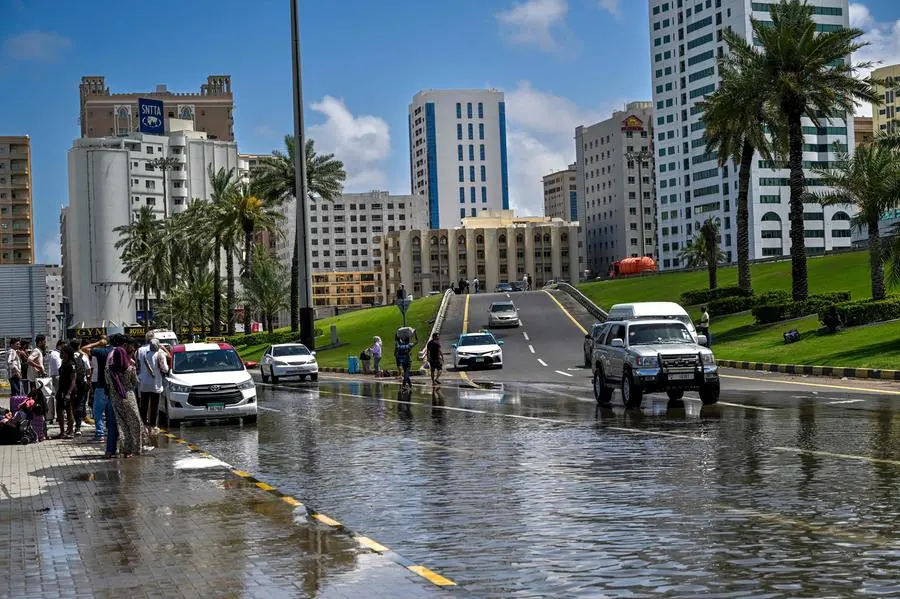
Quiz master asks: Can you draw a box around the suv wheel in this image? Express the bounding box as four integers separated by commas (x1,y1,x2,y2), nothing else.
621,371,643,409
584,351,591,368
593,367,612,405
699,381,720,405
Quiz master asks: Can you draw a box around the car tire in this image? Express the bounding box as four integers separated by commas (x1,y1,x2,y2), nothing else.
666,390,685,401
621,371,643,409
593,367,613,405
699,381,720,405
243,414,258,425
261,366,270,383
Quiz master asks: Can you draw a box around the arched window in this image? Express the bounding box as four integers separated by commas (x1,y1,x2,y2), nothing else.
430,236,438,246
458,236,466,246
412,236,420,245
516,234,524,243
561,233,568,243
476,235,484,244
832,211,851,221
498,234,506,244
761,212,781,222
543,234,551,243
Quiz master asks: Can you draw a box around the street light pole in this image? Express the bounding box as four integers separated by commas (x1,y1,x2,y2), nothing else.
290,0,315,349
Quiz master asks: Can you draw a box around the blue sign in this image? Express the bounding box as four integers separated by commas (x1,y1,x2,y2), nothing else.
138,98,165,135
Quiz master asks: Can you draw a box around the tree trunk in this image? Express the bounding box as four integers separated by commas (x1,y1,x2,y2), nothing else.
226,243,235,335
869,216,886,300
213,235,221,335
266,313,273,333
737,140,754,294
787,111,809,301
243,229,253,335
708,262,718,290
290,235,299,332
143,285,150,327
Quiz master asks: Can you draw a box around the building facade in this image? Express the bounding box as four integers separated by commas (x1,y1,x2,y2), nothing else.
239,153,278,255
871,64,900,134
65,123,238,325
0,136,34,264
45,265,62,343
542,164,579,222
382,210,583,300
79,75,234,141
408,90,510,229
649,0,853,270
855,116,873,147
0,265,49,346
576,103,656,276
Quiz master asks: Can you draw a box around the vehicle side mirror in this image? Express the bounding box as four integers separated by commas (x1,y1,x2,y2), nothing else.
498,340,505,345
697,335,707,346
610,338,625,348
311,351,317,356
451,344,458,349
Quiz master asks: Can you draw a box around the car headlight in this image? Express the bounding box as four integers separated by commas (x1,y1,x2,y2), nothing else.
701,353,716,365
168,383,191,394
636,356,659,368
237,379,255,391
489,350,502,356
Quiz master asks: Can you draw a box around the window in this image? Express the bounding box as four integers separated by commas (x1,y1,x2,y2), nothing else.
469,145,475,161
478,102,484,118
467,102,473,118
470,187,476,203
480,144,485,161
687,33,714,50
458,145,464,161
470,166,476,182
146,146,154,154
761,230,781,238
479,123,484,140
482,187,487,203
459,188,465,204
456,103,462,118
460,208,466,218
480,165,486,182
832,229,851,238
457,124,463,140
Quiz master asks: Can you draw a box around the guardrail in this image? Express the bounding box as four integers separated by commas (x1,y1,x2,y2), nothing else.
554,282,608,321
419,288,455,360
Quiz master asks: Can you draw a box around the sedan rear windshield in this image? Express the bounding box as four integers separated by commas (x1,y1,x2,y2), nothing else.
460,335,495,346
490,303,516,313
627,323,693,345
273,345,310,357
173,349,244,374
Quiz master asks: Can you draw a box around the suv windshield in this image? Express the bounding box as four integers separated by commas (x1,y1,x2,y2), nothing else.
628,323,693,345
173,349,244,374
273,345,310,357
491,303,515,313
460,335,495,346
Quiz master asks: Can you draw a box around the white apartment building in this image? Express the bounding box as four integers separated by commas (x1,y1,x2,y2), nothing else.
576,103,657,276
649,0,853,270
408,90,510,229
542,164,579,222
45,265,62,343
65,121,238,324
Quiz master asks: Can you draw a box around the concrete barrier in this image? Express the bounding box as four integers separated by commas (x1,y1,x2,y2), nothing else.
419,288,455,361
554,282,608,321
717,359,900,382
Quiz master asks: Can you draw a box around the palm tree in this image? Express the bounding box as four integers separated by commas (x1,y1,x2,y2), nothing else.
243,246,290,332
221,183,284,334
699,38,779,295
207,166,238,335
680,218,726,290
812,143,900,300
741,0,878,301
254,136,346,332
114,206,166,326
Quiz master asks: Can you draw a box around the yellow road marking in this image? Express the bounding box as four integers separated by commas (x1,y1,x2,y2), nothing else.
721,373,900,396
773,446,900,467
232,470,252,478
408,565,457,586
255,482,276,492
281,496,304,508
313,513,341,527
355,536,390,553
543,290,588,335
462,293,470,334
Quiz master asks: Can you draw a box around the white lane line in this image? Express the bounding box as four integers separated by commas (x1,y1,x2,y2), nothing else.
506,293,511,298
257,405,282,413
538,358,548,367
773,446,900,467
555,370,574,378
523,332,530,341
567,368,580,371
717,402,775,412
827,399,865,405
529,345,535,354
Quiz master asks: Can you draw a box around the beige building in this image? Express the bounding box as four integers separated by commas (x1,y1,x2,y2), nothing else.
79,75,234,141
312,272,381,308
382,210,583,300
855,116,873,147
543,164,579,221
0,136,33,264
872,64,900,134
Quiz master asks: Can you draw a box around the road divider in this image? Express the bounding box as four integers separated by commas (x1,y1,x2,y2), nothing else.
718,359,900,382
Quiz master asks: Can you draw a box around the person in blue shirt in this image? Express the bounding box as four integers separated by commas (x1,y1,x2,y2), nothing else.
395,329,417,388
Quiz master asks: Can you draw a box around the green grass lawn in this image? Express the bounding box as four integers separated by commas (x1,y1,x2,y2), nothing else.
576,250,900,369
234,294,443,368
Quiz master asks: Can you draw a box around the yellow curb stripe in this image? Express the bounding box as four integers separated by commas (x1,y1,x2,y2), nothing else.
313,513,341,527
462,293,470,334
281,496,304,508
355,536,390,553
773,446,900,467
255,482,276,492
408,565,457,587
543,290,588,336
232,470,252,478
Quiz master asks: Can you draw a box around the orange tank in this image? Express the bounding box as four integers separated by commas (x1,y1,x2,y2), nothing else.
611,257,657,277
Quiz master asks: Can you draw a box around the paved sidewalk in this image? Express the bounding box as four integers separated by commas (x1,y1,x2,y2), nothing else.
0,435,450,598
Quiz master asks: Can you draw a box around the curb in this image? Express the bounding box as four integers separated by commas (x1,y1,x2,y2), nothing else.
319,367,427,377
157,428,463,592
717,359,900,382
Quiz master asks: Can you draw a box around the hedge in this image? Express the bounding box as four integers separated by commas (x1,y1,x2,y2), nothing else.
707,295,757,316
752,291,852,325
226,330,300,347
823,297,900,327
680,286,751,306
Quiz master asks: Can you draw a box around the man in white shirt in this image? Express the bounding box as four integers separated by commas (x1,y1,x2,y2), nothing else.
137,337,169,435
6,338,21,396
47,340,63,424
27,335,46,388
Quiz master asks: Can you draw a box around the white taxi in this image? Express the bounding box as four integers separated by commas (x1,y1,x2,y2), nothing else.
162,343,257,426
260,343,318,383
452,332,504,370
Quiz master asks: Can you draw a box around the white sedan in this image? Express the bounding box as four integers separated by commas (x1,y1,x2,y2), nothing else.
260,343,319,383
452,332,504,370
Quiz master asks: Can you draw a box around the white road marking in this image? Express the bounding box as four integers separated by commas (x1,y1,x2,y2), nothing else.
567,367,580,371
555,370,574,377
506,293,511,298
257,405,282,413
717,402,775,411
538,359,548,367
773,446,900,467
522,332,530,341
827,399,865,405
529,345,535,354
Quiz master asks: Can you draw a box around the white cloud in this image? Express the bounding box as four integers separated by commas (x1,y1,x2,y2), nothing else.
497,0,569,53
308,96,391,191
849,3,874,29
598,0,620,16
850,3,900,116
3,31,72,62
40,235,61,265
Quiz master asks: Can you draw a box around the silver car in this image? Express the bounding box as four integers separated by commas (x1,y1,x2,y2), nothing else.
487,301,520,328
590,319,719,408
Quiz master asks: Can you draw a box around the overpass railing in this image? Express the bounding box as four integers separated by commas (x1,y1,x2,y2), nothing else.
419,288,455,360
554,282,608,322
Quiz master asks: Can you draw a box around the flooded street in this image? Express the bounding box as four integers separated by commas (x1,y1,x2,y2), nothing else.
177,379,900,598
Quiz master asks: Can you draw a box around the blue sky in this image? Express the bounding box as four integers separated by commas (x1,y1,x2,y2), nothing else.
1,0,898,264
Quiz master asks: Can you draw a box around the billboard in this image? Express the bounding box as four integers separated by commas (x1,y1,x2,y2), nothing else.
138,98,165,135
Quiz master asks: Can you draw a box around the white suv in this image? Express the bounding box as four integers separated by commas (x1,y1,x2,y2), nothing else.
162,343,257,426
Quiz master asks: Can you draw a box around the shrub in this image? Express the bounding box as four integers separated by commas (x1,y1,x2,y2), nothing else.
753,291,852,325
824,297,900,327
707,295,757,316
755,290,791,305
680,286,750,306
226,330,299,347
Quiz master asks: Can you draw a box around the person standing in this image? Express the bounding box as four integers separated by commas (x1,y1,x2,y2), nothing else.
91,339,113,443
55,346,77,439
473,278,480,294
370,336,382,375
395,335,416,388
426,333,443,385
138,338,168,436
106,335,143,458
27,335,46,397
698,306,711,347
18,340,31,395
69,339,91,436
47,340,63,424
135,333,153,429
6,338,21,396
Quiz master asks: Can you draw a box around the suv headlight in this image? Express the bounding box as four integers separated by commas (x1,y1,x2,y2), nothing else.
701,353,716,365
237,379,256,391
636,356,659,368
168,382,191,394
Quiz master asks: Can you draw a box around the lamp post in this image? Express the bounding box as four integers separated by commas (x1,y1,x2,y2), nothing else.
290,0,315,349
625,149,651,258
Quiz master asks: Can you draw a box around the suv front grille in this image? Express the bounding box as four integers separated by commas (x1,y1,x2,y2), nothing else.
187,384,244,407
661,354,700,368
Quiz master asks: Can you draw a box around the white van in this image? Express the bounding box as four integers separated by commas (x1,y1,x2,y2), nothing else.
606,302,698,341
148,329,179,350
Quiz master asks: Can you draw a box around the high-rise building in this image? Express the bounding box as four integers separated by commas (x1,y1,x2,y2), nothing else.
576,103,656,275
0,136,34,264
45,265,62,343
0,265,49,345
238,153,278,255
871,64,900,134
79,75,234,141
854,116,873,147
543,164,579,222
649,0,853,270
408,90,510,229
65,122,238,324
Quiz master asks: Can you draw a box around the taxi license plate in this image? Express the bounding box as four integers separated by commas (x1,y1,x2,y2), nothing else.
669,373,693,381
207,402,225,412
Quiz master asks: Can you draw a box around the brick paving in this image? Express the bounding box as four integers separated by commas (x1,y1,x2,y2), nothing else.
0,432,449,598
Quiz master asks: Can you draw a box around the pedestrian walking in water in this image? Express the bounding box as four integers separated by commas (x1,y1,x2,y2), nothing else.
106,335,144,457
426,333,443,385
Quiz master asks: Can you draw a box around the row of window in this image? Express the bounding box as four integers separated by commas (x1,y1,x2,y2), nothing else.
460,207,489,218
750,2,842,16
458,165,488,183
457,123,486,141
456,102,485,119
457,144,487,162
458,186,490,204
311,260,376,269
